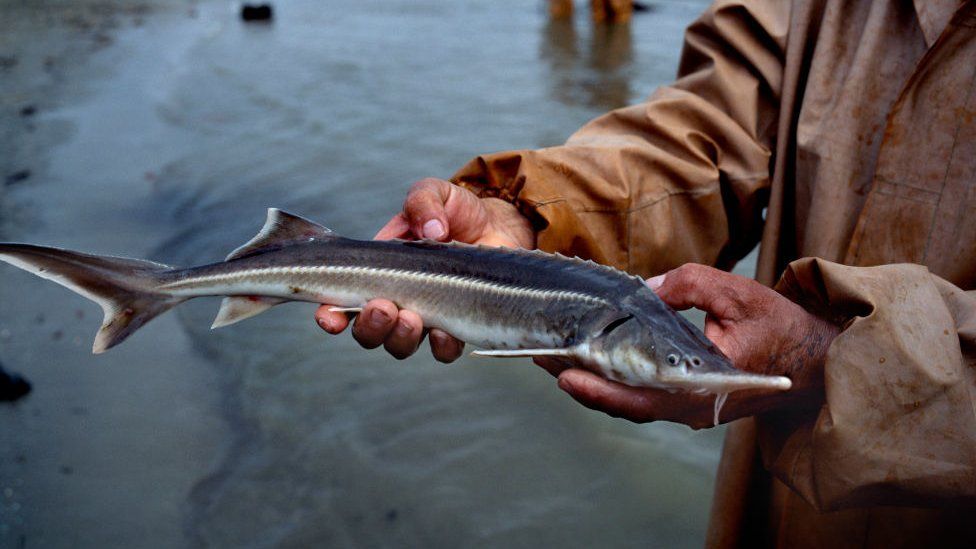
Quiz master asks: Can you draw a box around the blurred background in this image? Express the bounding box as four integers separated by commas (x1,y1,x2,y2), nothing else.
0,0,735,547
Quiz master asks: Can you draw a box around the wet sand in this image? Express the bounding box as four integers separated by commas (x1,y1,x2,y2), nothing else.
0,2,227,547
0,1,731,547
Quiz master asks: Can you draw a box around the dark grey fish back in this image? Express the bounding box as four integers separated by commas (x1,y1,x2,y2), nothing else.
307,238,647,299
167,237,650,303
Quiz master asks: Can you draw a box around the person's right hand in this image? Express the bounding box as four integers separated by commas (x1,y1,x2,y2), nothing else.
314,177,535,362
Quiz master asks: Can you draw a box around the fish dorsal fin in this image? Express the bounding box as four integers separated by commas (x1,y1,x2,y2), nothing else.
226,208,335,261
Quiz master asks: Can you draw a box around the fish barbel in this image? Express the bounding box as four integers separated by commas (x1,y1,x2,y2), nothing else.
0,209,791,424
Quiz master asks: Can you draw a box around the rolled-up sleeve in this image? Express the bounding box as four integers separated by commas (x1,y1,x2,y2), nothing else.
761,258,976,510
453,0,789,277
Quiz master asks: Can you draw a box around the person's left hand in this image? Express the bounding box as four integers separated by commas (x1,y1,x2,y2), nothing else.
538,264,840,429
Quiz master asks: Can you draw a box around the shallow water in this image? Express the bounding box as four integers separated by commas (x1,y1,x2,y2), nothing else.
0,1,730,547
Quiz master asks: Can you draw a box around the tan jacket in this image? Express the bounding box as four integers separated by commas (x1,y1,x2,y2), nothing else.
452,0,976,546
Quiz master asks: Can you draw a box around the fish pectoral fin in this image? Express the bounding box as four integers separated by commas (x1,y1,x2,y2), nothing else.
471,348,575,358
211,296,286,329
327,306,363,314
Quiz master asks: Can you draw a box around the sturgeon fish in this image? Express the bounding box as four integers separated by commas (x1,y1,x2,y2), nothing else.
0,209,791,424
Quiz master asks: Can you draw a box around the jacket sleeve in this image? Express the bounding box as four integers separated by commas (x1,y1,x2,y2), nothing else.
761,258,976,510
452,0,789,277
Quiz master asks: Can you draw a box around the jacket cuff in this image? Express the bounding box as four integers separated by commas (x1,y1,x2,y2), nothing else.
451,150,628,269
757,258,976,510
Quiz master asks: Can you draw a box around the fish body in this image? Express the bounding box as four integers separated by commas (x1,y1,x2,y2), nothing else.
0,209,791,419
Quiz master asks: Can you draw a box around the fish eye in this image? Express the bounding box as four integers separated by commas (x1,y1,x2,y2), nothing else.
666,353,679,365
691,356,701,366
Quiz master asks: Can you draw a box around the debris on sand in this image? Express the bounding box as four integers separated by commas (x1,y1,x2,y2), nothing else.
0,362,32,402
5,170,32,187
632,1,656,13
240,3,273,22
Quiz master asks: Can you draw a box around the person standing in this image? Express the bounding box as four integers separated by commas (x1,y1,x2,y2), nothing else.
549,0,633,23
318,1,976,545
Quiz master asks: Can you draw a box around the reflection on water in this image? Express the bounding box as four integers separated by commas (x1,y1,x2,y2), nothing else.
541,19,633,110
0,0,719,547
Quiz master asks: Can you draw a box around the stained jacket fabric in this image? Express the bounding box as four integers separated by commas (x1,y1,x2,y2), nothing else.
451,0,976,546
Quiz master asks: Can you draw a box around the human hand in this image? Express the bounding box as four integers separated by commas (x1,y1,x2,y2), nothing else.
540,263,840,429
314,177,535,361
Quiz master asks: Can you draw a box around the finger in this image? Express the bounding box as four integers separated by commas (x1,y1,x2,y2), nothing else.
533,356,573,378
314,304,351,334
403,178,454,241
352,300,399,349
651,263,756,320
703,315,727,348
560,371,724,428
556,369,660,422
383,309,425,359
429,329,464,363
374,213,412,241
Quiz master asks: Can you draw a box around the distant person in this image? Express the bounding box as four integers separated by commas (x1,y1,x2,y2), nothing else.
549,0,633,23
318,1,976,546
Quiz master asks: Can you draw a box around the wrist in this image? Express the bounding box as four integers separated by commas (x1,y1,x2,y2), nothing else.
772,314,840,412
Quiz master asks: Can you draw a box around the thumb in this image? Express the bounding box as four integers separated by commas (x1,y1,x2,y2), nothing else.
646,273,666,292
403,178,453,241
649,264,748,321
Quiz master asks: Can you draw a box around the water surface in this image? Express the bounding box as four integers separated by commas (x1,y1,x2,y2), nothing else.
0,1,725,547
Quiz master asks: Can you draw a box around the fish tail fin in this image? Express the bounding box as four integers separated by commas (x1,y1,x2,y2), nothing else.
0,244,183,353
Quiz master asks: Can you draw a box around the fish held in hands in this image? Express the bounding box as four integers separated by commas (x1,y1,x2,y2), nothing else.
0,209,791,422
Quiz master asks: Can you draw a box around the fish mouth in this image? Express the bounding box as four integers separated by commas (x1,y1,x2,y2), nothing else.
655,369,793,393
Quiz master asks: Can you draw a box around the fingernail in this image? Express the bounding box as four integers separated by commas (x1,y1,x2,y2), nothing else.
557,376,573,393
369,308,391,329
316,317,331,331
394,319,412,337
646,274,666,291
422,219,445,240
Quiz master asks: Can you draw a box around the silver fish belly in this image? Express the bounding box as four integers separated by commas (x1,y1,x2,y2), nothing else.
0,208,792,415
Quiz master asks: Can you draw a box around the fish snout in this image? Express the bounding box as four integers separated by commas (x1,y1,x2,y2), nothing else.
659,349,793,393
